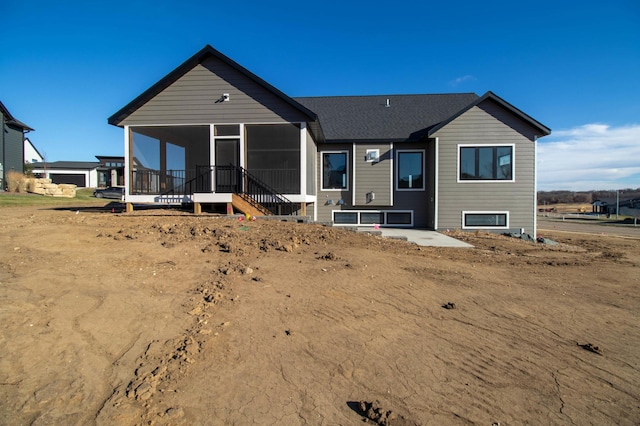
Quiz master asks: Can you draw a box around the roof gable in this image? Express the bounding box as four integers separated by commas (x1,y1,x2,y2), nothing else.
24,137,44,161
427,91,550,138
108,45,317,126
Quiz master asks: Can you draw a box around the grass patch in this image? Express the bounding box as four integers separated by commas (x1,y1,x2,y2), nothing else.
0,188,106,207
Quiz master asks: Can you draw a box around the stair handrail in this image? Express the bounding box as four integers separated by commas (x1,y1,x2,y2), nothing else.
169,165,299,216
230,164,299,215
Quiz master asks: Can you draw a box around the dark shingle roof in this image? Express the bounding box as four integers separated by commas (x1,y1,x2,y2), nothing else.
294,93,479,142
31,161,100,170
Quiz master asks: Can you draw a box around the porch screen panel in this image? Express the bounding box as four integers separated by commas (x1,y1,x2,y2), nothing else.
245,124,300,194
130,126,209,195
166,143,186,193
131,130,161,194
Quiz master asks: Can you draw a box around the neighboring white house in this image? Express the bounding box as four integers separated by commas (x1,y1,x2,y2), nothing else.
24,138,44,163
30,161,100,188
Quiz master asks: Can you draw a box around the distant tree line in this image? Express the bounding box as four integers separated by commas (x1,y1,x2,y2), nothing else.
537,188,640,204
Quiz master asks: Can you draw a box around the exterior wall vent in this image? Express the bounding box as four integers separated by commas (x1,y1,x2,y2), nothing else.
365,149,379,162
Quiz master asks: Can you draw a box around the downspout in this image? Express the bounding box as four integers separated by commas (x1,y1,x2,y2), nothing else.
533,136,538,238
351,142,356,206
434,137,439,230
1,115,4,191
389,142,394,207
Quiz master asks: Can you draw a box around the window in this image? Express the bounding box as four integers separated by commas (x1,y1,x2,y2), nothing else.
322,151,348,190
463,212,509,229
214,124,240,136
459,145,513,181
334,211,358,224
386,212,412,225
360,212,384,224
332,210,413,227
397,150,424,190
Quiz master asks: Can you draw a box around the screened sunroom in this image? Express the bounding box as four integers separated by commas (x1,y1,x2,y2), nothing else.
127,123,305,198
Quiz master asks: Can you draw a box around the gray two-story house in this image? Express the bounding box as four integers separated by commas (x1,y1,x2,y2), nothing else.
1,101,33,191
109,45,550,235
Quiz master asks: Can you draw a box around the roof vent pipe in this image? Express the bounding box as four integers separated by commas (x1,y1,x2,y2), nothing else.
385,98,390,108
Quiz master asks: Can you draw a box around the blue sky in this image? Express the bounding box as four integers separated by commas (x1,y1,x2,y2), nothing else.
1,0,638,191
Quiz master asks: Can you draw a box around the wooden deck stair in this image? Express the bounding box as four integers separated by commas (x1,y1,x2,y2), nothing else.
231,194,270,217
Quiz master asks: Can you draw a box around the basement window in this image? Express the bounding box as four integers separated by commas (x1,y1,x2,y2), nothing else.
463,211,509,229
334,211,358,224
386,212,412,225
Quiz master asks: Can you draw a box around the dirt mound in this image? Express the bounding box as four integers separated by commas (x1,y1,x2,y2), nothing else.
352,400,418,425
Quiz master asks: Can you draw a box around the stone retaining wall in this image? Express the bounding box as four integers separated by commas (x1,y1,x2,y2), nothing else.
26,178,77,198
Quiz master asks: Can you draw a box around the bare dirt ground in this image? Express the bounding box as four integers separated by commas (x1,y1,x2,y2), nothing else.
1,204,639,425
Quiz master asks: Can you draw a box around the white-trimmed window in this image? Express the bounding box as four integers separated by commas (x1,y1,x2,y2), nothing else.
322,151,348,190
396,150,425,190
458,144,514,182
332,210,413,227
462,211,509,229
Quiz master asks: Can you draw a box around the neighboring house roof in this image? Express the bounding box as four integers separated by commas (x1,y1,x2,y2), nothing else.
108,44,318,126
294,93,479,142
24,137,44,162
427,91,551,137
31,161,100,170
0,100,34,131
95,155,124,161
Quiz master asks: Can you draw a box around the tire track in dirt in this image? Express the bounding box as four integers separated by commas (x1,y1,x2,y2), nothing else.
95,257,249,425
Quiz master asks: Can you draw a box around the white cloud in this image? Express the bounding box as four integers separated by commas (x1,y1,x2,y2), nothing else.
537,123,640,191
450,75,476,86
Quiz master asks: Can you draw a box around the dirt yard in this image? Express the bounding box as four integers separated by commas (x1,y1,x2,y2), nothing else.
1,204,638,425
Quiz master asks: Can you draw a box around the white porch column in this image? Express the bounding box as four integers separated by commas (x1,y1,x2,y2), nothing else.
239,124,246,169
124,125,130,197
300,123,306,195
209,124,215,193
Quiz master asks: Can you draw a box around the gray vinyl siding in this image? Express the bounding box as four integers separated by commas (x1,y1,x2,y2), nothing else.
0,114,4,184
306,130,316,196
121,57,309,126
433,103,537,234
2,122,25,179
353,143,392,206
316,143,352,223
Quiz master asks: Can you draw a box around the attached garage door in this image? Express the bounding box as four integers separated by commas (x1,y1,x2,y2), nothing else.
50,174,85,187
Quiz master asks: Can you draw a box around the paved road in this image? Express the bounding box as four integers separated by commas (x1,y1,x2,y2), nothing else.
538,216,640,238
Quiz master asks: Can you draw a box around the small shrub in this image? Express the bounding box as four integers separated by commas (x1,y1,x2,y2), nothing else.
24,162,34,177
5,171,26,193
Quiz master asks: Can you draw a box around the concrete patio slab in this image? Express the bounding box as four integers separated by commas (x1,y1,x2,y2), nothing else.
357,228,473,248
